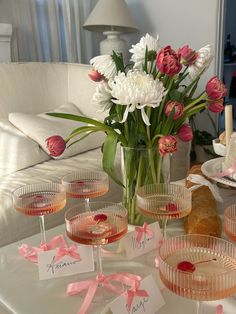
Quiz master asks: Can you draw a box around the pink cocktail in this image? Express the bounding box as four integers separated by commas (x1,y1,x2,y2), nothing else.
65,202,128,304
136,183,191,238
65,203,127,246
159,234,236,313
224,204,236,242
13,183,66,243
15,192,66,216
62,170,109,204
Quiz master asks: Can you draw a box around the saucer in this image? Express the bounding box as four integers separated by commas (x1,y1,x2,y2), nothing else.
201,157,236,188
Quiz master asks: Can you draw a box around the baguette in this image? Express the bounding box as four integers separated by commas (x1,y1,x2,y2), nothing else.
184,164,222,237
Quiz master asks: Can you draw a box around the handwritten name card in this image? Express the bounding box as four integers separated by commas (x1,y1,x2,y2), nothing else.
122,222,162,259
104,275,165,314
38,244,94,280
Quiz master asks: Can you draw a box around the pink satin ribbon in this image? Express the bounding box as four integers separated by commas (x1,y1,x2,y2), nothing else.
67,273,142,314
54,245,81,262
126,281,149,311
212,159,236,178
215,304,224,314
135,222,154,244
154,256,160,268
18,234,67,263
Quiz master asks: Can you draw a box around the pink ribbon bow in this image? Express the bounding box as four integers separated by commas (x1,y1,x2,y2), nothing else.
54,245,81,262
216,304,224,314
135,222,154,244
212,159,236,178
18,234,67,263
67,273,142,314
126,281,149,312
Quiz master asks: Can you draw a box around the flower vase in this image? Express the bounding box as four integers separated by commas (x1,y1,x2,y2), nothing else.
121,146,170,226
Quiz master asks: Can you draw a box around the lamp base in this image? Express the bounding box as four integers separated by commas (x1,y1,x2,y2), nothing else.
100,31,128,62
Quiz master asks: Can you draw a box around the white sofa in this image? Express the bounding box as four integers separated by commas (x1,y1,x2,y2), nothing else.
0,62,124,247
0,62,190,247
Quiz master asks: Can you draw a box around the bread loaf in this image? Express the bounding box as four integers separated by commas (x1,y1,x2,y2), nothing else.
184,164,222,237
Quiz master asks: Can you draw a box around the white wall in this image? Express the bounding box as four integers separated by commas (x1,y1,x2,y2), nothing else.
122,0,221,134
126,0,219,86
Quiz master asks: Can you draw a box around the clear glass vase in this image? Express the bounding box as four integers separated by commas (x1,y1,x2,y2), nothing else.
121,146,170,225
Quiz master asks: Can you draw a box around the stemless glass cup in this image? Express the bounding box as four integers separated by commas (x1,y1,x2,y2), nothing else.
13,182,66,244
62,170,109,207
136,183,191,238
224,204,236,242
65,202,128,302
159,234,236,314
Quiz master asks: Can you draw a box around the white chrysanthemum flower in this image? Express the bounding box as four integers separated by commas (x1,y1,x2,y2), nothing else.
129,33,160,70
92,81,112,111
188,44,213,79
109,70,166,125
90,55,117,80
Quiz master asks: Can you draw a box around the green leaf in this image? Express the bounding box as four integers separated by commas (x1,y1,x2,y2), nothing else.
102,133,124,187
111,51,125,72
169,89,183,101
47,112,127,146
67,131,97,148
69,126,99,137
162,109,175,134
47,113,105,129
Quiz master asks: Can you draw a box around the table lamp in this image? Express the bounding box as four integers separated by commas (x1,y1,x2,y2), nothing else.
83,0,138,62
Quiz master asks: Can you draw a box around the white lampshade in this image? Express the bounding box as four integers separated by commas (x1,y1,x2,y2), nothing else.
83,0,138,61
83,0,138,33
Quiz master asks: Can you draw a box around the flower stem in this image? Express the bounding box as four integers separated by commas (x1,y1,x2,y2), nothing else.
157,77,174,124
148,148,157,183
146,108,157,183
186,103,208,117
184,93,206,111
156,154,163,184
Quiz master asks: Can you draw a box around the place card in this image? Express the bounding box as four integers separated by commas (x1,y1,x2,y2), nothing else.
38,244,94,280
122,221,162,259
103,274,165,314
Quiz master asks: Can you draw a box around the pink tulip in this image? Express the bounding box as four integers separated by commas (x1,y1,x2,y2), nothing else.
164,100,184,120
206,76,227,100
158,135,178,156
208,100,224,113
46,135,66,157
177,123,193,142
178,45,198,65
88,70,103,82
156,46,182,76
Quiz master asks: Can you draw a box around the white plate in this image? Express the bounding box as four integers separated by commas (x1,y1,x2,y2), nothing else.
212,139,226,156
201,157,236,187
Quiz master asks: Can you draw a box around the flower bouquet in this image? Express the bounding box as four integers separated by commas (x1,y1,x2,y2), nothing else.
46,34,227,225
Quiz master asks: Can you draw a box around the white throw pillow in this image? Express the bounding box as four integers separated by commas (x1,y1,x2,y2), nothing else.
0,119,50,176
8,103,105,159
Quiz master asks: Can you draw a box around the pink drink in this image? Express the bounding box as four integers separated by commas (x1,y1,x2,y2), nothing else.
159,235,236,301
224,204,236,243
66,211,128,245
225,230,236,242
136,184,191,221
160,248,236,300
138,201,190,220
15,192,66,216
66,179,109,199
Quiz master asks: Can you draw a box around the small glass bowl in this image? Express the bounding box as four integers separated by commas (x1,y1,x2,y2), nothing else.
136,183,192,221
224,204,236,242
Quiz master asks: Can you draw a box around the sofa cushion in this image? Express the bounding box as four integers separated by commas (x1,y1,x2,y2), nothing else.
0,119,50,176
9,103,105,159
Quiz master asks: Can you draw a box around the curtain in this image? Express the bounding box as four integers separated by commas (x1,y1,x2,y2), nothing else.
2,0,95,64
